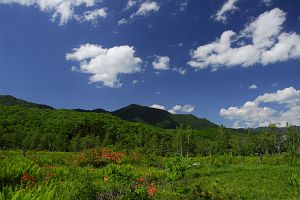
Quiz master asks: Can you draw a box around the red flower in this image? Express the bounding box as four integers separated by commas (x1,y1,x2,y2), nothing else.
137,177,145,182
21,173,30,182
21,172,36,183
147,184,157,196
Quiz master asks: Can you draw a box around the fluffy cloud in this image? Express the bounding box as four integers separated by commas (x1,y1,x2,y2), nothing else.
125,0,137,10
150,104,195,114
152,56,170,70
66,44,142,88
169,105,195,114
220,87,300,128
0,0,103,25
151,104,166,110
213,0,239,23
131,1,159,18
120,1,159,25
249,84,258,90
80,8,107,23
189,8,300,70
255,87,300,105
118,18,128,25
260,32,300,65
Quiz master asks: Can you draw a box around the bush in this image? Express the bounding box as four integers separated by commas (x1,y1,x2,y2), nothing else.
167,156,187,181
105,164,136,183
77,148,126,167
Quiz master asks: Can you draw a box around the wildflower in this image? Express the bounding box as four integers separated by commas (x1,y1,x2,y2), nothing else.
147,184,157,196
21,173,31,182
103,176,109,182
137,177,145,182
21,172,36,184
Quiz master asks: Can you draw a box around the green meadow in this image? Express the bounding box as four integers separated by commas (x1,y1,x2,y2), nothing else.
1,150,299,200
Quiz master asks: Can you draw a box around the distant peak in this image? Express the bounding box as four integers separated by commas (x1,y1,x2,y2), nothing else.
0,95,53,109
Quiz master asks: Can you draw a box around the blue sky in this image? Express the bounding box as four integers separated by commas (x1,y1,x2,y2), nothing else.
0,0,300,128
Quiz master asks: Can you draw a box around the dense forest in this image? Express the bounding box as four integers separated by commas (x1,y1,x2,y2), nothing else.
0,104,299,159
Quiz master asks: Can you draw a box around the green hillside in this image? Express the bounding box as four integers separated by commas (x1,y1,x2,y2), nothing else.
73,108,109,113
0,95,218,130
113,104,218,130
0,103,299,157
113,104,178,129
171,114,218,129
0,95,53,109
0,105,171,151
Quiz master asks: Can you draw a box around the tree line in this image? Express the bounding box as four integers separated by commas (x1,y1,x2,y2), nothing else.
0,106,299,159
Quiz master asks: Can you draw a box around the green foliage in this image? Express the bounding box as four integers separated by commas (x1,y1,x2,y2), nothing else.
113,104,217,130
0,105,169,153
105,164,136,183
287,173,300,197
0,151,300,200
167,156,187,181
122,186,151,200
0,95,53,109
1,97,300,200
170,114,218,130
1,103,299,158
0,155,42,189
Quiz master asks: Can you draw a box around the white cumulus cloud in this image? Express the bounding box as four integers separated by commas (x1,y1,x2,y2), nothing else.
80,8,107,23
125,0,137,10
150,104,195,114
118,18,128,25
213,0,239,23
255,87,300,105
249,84,258,90
169,105,195,114
66,44,142,88
131,1,159,18
151,104,166,110
0,0,104,25
189,8,300,71
220,87,300,128
152,56,170,70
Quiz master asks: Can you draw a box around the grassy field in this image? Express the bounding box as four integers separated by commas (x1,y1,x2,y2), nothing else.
0,149,299,200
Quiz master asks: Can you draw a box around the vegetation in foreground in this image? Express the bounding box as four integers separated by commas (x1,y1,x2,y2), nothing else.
0,149,300,200
0,98,300,199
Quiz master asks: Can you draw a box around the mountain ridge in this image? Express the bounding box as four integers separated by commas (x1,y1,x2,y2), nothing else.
0,95,218,130
0,95,53,110
113,104,218,130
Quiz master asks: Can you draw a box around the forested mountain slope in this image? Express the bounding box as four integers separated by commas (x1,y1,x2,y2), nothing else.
0,105,171,151
0,95,218,130
113,104,218,130
0,95,53,109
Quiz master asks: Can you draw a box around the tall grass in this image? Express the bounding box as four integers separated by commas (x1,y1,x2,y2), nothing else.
0,150,299,200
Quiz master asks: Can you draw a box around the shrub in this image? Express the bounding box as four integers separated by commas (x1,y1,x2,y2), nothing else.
105,164,136,183
167,156,187,181
77,148,126,167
